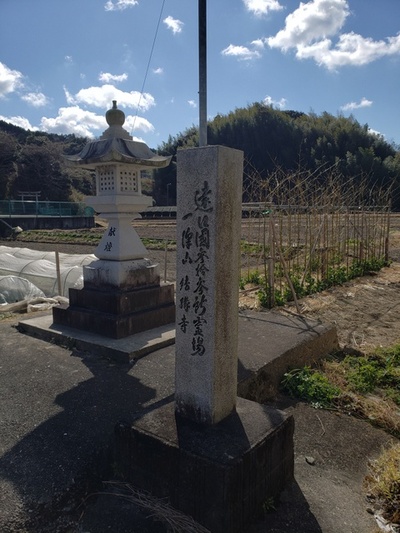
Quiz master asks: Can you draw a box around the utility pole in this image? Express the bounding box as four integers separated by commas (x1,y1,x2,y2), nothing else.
198,0,207,147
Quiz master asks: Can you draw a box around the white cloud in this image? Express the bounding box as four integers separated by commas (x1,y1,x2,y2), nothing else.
341,97,372,111
0,115,37,131
40,106,106,138
40,83,157,138
124,114,155,134
243,0,283,17
99,72,128,83
297,32,400,69
163,16,184,35
153,67,164,75
266,0,400,70
65,55,73,64
40,105,155,139
221,44,262,61
268,0,349,51
188,100,197,108
368,128,383,138
252,38,266,49
263,95,287,109
64,86,75,105
65,84,155,112
104,0,138,12
0,62,24,97
21,92,49,108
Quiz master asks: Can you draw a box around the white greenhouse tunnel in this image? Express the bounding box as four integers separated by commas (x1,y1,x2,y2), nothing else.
0,246,96,301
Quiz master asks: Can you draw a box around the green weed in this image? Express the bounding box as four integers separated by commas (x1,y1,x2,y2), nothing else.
281,344,400,436
281,366,341,409
255,257,389,309
342,346,400,404
240,240,264,255
262,496,276,514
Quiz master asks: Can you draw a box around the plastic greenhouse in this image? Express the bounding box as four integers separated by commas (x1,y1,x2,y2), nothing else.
0,246,96,300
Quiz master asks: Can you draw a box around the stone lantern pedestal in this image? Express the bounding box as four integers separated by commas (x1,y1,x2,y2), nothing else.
52,101,175,339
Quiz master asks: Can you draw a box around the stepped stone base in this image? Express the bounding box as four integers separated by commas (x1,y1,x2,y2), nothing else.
52,260,176,339
113,397,294,533
53,284,175,339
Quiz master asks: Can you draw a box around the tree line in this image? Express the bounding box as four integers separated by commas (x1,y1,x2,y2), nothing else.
154,102,400,208
0,121,93,202
1,103,400,208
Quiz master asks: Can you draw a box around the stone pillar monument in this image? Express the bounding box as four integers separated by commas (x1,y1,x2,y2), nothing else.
52,101,175,339
113,146,294,533
175,145,243,424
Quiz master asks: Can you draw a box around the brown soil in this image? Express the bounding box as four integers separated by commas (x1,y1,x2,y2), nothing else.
239,216,400,354
240,260,400,353
283,227,400,353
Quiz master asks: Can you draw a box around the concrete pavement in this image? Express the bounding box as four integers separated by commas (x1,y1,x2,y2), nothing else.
0,309,390,532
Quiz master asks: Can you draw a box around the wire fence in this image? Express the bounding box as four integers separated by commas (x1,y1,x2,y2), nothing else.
240,206,390,309
240,163,392,309
0,200,94,218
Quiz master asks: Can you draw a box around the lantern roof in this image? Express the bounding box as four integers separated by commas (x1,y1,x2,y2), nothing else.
65,101,171,169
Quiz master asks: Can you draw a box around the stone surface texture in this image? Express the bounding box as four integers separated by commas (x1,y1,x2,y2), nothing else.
175,145,244,425
82,258,160,289
113,397,295,533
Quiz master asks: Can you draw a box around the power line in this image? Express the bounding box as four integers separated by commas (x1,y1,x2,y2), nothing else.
131,0,166,136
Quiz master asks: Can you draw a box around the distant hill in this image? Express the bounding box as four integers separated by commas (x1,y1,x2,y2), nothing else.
0,121,93,202
1,103,400,208
153,102,400,209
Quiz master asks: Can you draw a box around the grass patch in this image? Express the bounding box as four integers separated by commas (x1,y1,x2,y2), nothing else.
324,346,400,436
240,240,264,256
365,442,400,526
281,345,400,437
16,229,102,245
0,312,13,321
341,347,400,403
143,239,176,251
240,259,387,309
281,366,341,409
239,269,264,290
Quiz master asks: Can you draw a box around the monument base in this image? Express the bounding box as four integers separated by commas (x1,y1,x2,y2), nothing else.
52,259,175,339
113,397,294,533
53,283,175,339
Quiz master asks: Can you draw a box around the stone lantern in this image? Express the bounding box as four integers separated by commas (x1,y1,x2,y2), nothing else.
68,100,170,261
52,101,175,339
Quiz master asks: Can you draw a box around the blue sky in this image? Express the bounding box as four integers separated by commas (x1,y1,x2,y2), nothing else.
1,0,399,150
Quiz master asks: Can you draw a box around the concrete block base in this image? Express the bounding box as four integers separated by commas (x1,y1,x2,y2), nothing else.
113,397,294,533
53,283,175,340
82,258,160,289
18,313,175,363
